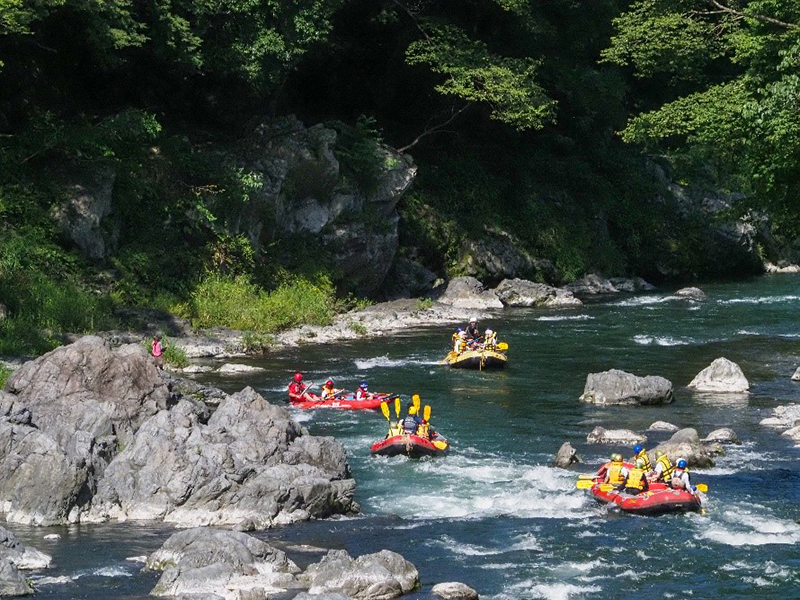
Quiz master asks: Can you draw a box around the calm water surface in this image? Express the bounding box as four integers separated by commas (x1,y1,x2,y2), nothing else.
16,275,800,599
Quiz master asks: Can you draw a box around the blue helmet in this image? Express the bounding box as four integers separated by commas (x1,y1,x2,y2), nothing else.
633,445,643,454
359,381,368,389
677,459,687,469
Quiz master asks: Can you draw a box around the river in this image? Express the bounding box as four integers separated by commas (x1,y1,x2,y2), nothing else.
15,274,800,599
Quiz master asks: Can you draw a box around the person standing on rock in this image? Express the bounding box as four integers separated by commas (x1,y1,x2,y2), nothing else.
151,334,165,369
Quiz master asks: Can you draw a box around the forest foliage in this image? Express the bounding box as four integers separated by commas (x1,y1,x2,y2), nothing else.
0,0,798,355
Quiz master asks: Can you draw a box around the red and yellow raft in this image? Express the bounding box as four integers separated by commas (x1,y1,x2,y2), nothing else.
290,393,392,410
370,432,450,458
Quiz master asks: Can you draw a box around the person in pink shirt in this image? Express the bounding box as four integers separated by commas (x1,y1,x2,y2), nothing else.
151,333,165,369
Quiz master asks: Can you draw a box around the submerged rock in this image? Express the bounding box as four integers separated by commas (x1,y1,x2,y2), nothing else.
432,581,480,600
147,527,301,598
586,427,646,445
299,549,419,600
580,369,674,406
688,357,749,393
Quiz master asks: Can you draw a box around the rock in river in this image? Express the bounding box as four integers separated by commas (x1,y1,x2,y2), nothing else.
586,427,646,445
688,357,749,393
650,428,720,468
580,369,674,405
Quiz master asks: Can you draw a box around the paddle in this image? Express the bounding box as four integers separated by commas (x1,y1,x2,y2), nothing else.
380,402,390,421
576,480,598,489
423,405,431,421
578,473,597,480
433,440,448,450
496,342,508,351
394,396,400,418
696,484,708,493
412,394,421,414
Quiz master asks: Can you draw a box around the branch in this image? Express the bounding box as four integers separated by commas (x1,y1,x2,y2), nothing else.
707,0,798,29
398,103,471,153
391,0,430,40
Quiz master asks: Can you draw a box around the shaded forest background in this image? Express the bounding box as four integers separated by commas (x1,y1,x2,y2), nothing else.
0,0,798,355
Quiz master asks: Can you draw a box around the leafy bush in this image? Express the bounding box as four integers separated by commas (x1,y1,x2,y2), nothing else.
163,341,189,369
189,272,336,333
0,364,12,389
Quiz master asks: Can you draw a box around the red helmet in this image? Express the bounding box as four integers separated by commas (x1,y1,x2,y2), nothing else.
325,379,333,387
294,372,303,382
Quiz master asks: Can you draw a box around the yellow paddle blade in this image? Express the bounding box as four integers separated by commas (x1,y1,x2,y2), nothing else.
423,405,431,421
380,402,390,420
496,342,508,350
578,473,597,480
433,440,448,450
576,480,596,489
394,396,400,418
696,484,708,493
412,394,421,412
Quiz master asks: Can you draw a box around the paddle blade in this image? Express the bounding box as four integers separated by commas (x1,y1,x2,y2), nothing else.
578,473,597,480
423,405,431,421
433,440,448,450
380,402,390,420
394,396,400,418
496,342,508,350
412,394,421,412
576,480,596,489
696,484,708,493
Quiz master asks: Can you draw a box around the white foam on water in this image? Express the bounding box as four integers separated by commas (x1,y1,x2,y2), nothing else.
429,532,541,557
288,410,313,422
632,334,692,346
125,555,147,563
32,575,77,585
93,566,133,577
481,562,521,570
610,296,672,307
743,577,774,587
353,355,438,369
513,582,602,600
719,295,800,306
561,559,603,573
698,505,800,546
536,315,594,322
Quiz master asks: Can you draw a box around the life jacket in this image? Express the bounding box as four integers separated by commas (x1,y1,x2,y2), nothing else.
320,387,335,400
355,388,369,401
402,415,419,434
625,468,646,491
417,421,430,439
671,467,689,489
635,450,652,471
288,381,305,396
656,455,674,481
485,333,497,349
607,462,625,485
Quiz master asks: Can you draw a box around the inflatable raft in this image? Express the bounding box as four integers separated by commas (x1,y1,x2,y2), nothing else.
370,433,450,458
290,393,391,410
442,349,507,370
589,481,702,516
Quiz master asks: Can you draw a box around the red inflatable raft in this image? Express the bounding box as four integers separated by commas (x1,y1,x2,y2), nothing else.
370,433,450,458
290,393,391,410
589,481,702,516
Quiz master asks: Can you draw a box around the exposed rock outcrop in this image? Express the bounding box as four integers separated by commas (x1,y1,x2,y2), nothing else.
648,421,680,432
760,404,800,445
494,279,581,308
579,369,674,405
432,582,479,600
0,337,355,528
457,229,559,286
564,274,619,296
702,428,739,444
586,427,646,445
650,428,720,468
436,277,503,309
688,357,749,393
674,287,706,301
552,442,580,468
0,527,51,597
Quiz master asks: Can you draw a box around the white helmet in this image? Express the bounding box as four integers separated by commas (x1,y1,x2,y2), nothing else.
485,329,493,335
469,316,477,323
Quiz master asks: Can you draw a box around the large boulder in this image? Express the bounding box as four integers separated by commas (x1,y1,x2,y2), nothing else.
650,428,720,468
579,369,674,406
702,428,739,444
648,421,680,432
89,388,355,529
674,287,706,301
147,527,300,598
0,559,31,597
0,337,168,524
494,279,581,308
586,427,646,445
0,337,355,528
300,549,419,600
0,527,51,570
456,230,559,286
436,277,503,309
688,358,749,393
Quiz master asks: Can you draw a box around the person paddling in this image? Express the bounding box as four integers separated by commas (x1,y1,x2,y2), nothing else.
320,379,343,401
355,381,372,401
622,458,650,495
288,372,316,403
670,459,696,494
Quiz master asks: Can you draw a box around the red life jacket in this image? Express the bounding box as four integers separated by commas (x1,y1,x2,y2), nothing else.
288,381,305,396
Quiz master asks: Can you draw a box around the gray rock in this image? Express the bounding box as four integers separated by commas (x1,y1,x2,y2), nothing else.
702,428,739,444
648,421,680,432
0,527,51,570
382,258,437,300
0,558,31,596
650,428,720,468
294,594,356,600
552,442,580,468
147,527,300,598
688,357,749,393
217,363,266,374
760,404,800,428
781,426,800,443
674,287,706,300
586,427,646,445
764,261,800,273
608,277,656,292
300,549,419,600
436,277,503,309
432,581,479,600
580,369,674,405
457,230,558,286
792,367,800,382
564,274,619,296
494,279,581,308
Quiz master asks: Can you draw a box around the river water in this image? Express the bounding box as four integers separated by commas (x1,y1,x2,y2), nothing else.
15,275,800,599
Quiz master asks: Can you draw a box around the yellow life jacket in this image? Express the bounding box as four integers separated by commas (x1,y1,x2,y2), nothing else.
417,422,430,439
626,468,646,490
656,455,674,481
607,462,625,485
635,450,652,471
485,333,497,349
